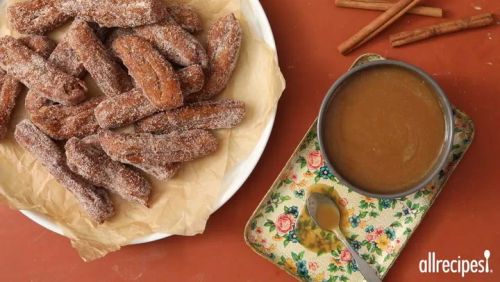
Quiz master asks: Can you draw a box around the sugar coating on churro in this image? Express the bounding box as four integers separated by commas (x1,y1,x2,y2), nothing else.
98,129,218,165
136,99,246,134
0,35,57,140
94,88,159,129
132,162,182,181
19,36,56,59
177,65,205,95
66,137,152,206
188,13,242,101
49,41,86,79
24,89,50,113
26,90,104,140
7,0,71,35
85,129,181,180
81,134,180,181
95,64,206,130
167,4,203,34
132,18,208,68
14,120,114,223
59,0,169,28
67,20,132,97
0,71,23,140
111,35,183,110
0,36,87,105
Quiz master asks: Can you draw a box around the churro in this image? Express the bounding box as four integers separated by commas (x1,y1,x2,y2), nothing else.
66,137,151,206
136,99,246,134
0,36,87,105
14,120,114,223
132,18,208,68
94,88,158,129
187,14,242,101
167,4,203,33
95,65,205,129
59,0,169,28
19,35,56,59
49,40,86,78
83,134,181,180
1,35,57,140
178,64,205,95
26,90,103,140
133,162,181,181
111,35,183,110
67,20,132,97
98,129,218,165
0,71,23,140
7,0,71,34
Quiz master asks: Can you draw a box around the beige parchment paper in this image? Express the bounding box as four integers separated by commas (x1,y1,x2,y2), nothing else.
0,0,285,261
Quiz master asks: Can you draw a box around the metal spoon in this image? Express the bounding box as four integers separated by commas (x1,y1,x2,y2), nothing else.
306,192,382,282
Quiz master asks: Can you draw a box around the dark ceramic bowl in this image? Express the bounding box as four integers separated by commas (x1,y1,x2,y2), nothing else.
317,60,454,199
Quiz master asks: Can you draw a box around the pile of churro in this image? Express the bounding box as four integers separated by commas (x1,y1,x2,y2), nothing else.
0,0,245,223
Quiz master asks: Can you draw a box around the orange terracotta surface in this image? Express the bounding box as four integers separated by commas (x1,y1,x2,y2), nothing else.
1,0,499,281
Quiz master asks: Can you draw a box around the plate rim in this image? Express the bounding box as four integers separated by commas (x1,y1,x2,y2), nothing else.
20,0,279,245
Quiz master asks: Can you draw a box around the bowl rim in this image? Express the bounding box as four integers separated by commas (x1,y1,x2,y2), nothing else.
317,60,455,199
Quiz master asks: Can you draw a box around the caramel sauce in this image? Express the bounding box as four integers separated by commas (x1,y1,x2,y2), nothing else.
323,65,445,194
316,201,340,231
297,184,346,254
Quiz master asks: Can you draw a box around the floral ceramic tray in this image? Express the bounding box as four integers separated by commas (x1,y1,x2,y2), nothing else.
244,54,475,281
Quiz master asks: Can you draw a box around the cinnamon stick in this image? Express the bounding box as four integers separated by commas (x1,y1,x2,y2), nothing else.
390,13,495,47
335,0,442,18
338,0,421,55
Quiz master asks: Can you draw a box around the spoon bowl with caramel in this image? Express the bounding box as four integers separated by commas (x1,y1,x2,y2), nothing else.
318,60,454,198
307,192,382,282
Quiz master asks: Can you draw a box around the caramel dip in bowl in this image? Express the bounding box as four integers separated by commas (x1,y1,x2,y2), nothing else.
318,60,454,199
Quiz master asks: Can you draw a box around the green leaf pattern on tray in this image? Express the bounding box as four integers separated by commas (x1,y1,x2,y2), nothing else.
245,107,474,281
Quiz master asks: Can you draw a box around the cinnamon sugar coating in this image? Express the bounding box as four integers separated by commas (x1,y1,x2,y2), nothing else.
14,120,114,223
98,129,218,165
131,18,208,68
7,0,71,35
24,89,48,113
26,90,103,140
0,71,23,140
67,20,132,97
187,14,242,101
111,35,183,110
0,36,87,105
136,99,246,134
49,39,86,79
167,5,203,34
19,35,56,59
132,162,181,181
178,65,205,95
49,43,81,77
95,66,205,129
0,35,57,140
83,134,180,181
59,0,169,28
65,137,151,206
94,88,157,129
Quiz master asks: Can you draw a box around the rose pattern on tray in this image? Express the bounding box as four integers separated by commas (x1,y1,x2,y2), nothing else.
245,107,474,282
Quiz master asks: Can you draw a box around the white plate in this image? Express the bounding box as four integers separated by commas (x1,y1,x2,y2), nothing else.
20,0,278,244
